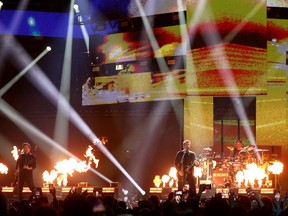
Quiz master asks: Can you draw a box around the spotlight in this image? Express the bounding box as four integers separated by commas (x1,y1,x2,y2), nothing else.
73,4,80,13
73,4,85,25
115,64,124,70
46,46,51,51
0,1,3,10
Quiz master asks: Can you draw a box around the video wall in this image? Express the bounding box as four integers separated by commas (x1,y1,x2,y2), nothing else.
94,25,184,64
186,0,267,96
83,21,186,105
267,0,288,7
82,0,288,106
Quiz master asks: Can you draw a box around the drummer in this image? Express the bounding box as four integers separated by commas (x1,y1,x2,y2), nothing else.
232,139,243,158
230,140,257,163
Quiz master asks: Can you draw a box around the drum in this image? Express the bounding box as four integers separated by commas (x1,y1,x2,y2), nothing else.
212,168,230,187
219,157,231,169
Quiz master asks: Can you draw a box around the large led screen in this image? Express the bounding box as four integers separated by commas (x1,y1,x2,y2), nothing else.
186,0,267,96
82,23,186,105
267,0,288,8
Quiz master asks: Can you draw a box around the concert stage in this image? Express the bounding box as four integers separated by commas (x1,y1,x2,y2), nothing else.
0,186,119,201
0,184,275,202
149,187,274,200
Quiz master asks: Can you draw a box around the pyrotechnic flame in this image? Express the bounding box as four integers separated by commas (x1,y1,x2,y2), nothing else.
161,175,170,187
0,163,8,174
194,166,202,178
42,170,58,184
236,171,244,187
154,167,178,188
236,162,268,187
84,145,99,168
100,137,108,145
268,162,284,175
153,175,162,187
169,179,174,187
11,146,20,161
42,146,100,186
168,167,177,179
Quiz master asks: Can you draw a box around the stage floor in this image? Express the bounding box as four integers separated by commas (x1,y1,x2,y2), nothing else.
1,186,274,202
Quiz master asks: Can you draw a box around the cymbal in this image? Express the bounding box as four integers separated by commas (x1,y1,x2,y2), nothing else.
239,149,248,154
203,147,212,151
240,146,254,153
255,149,269,152
227,146,234,151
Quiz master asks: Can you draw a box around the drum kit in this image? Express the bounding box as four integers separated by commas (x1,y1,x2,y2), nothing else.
197,145,270,188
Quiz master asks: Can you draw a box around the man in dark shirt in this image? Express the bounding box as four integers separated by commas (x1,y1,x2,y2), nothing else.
15,142,36,200
232,139,243,158
174,140,199,194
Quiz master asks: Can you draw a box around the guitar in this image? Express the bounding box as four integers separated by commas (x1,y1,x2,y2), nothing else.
178,154,202,177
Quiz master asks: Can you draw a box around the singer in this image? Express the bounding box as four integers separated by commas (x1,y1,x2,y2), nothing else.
15,142,36,200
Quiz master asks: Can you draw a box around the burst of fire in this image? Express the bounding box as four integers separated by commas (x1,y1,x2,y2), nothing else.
236,162,268,187
42,170,58,184
153,175,162,187
0,163,8,174
168,167,178,188
11,146,20,161
194,166,203,178
84,145,99,168
100,137,108,145
235,171,244,187
169,167,177,179
42,146,100,186
161,175,170,187
169,178,175,188
268,161,284,175
152,167,179,188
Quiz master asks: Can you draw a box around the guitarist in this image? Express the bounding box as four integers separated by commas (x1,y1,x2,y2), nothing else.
15,142,36,200
174,140,199,195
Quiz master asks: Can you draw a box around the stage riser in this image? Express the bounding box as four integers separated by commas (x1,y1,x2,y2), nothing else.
0,186,118,200
1,186,274,201
149,187,274,199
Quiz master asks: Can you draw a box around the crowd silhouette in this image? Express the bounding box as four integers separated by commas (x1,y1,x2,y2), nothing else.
0,184,287,216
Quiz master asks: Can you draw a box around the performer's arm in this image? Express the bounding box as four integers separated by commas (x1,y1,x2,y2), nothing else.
193,153,200,167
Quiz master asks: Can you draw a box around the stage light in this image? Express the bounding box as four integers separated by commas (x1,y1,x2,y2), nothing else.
0,1,3,10
5,56,143,193
93,187,102,197
135,0,169,72
73,4,80,13
149,187,162,196
122,188,128,195
72,2,89,50
0,98,112,184
116,64,124,70
1,187,14,193
0,16,142,193
46,46,51,51
0,46,51,97
28,16,36,27
0,7,112,187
